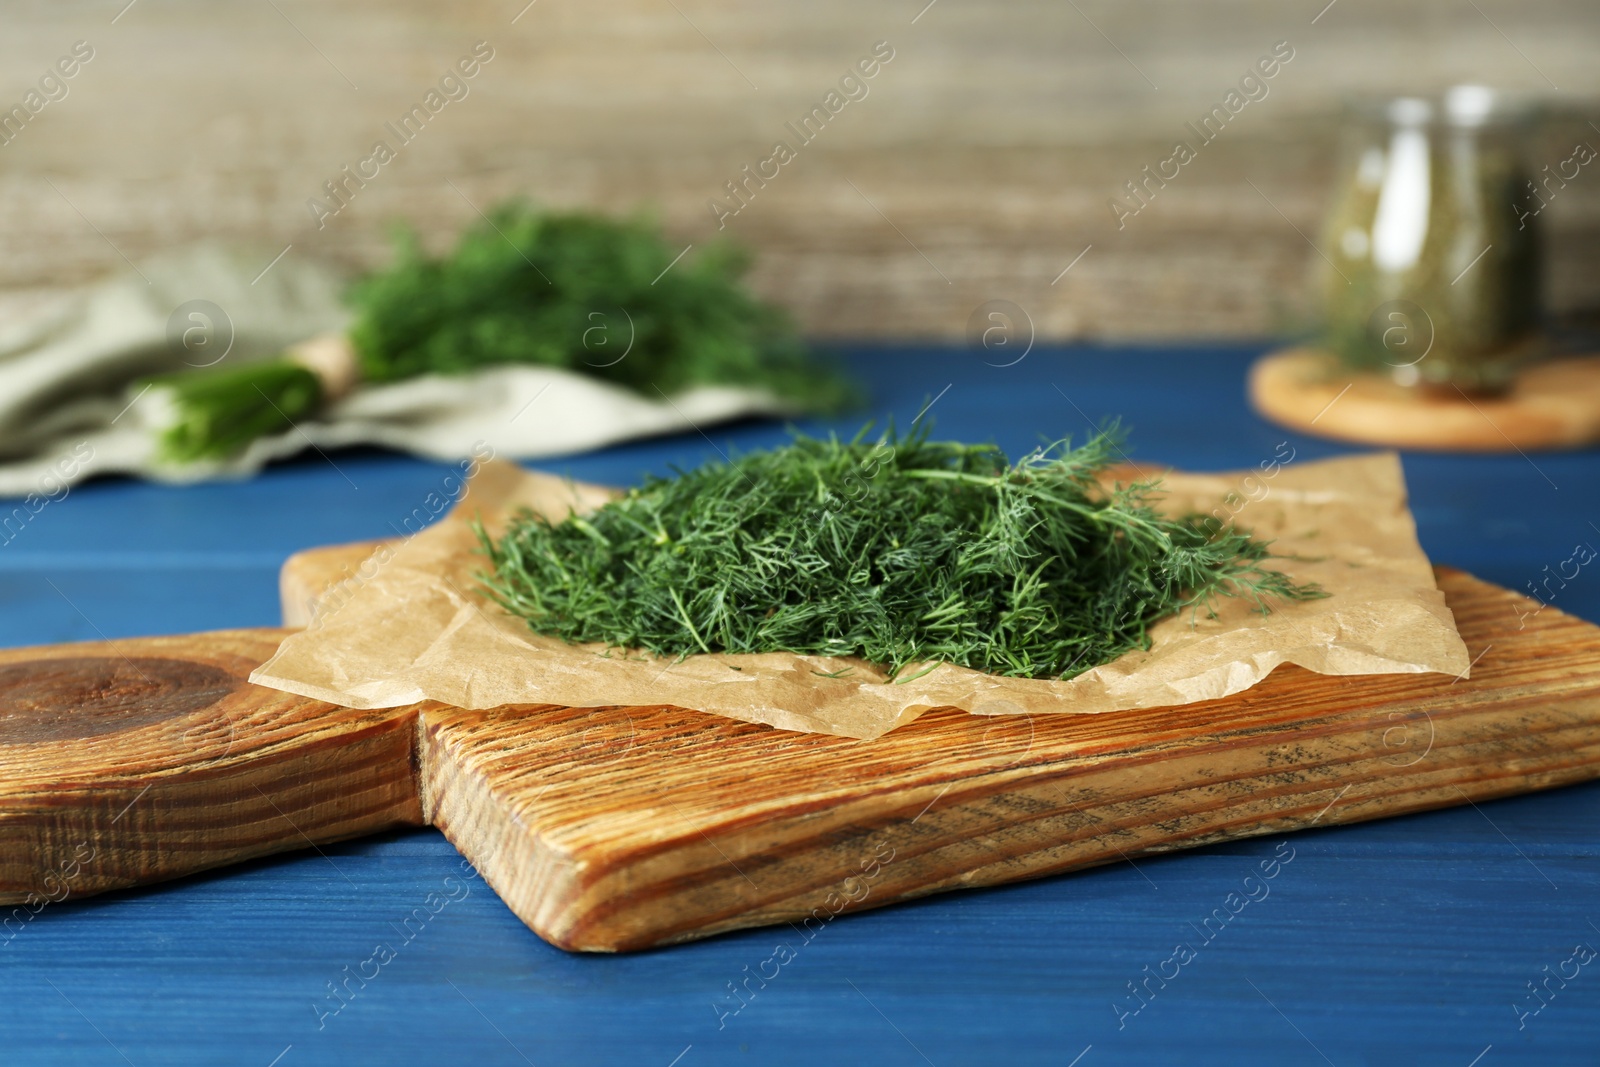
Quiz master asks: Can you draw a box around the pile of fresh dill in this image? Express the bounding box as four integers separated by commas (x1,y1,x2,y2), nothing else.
478,425,1321,680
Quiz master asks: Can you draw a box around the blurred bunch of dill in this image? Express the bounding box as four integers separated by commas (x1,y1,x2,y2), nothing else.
148,203,854,462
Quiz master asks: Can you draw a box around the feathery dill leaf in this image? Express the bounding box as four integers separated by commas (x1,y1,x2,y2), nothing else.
478,424,1323,680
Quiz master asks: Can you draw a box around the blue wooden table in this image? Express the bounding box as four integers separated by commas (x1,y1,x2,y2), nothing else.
4,344,1598,1066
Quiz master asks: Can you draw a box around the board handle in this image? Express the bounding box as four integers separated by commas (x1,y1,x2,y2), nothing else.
0,628,421,910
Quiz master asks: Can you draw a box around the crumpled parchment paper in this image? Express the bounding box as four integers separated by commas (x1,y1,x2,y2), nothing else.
250,452,1471,739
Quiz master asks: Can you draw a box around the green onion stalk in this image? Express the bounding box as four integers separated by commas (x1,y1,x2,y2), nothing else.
139,204,857,464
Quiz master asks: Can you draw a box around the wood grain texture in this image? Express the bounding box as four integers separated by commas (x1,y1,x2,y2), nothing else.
415,568,1600,950
9,566,1600,951
3,1,1598,340
0,630,422,905
1250,348,1600,451
280,538,388,628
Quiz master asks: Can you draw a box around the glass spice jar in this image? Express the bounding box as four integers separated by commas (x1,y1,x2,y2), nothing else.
1319,86,1541,394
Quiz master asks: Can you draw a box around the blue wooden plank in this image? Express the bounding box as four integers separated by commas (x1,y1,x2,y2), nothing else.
3,343,1598,1065
0,568,283,642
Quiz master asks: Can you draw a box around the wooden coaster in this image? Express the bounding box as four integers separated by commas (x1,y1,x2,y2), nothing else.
1249,347,1600,452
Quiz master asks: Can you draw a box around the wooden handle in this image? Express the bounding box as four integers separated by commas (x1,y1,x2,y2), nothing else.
280,538,390,628
7,565,1600,951
0,630,420,909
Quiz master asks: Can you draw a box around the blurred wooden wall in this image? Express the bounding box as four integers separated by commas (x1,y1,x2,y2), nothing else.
2,0,1597,340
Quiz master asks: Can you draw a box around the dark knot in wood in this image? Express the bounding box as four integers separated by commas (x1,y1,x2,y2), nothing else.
0,657,236,744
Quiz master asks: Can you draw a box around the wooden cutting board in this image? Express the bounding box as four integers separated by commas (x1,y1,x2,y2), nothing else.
5,555,1600,952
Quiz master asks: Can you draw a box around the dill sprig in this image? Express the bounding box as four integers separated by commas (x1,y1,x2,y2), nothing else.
144,202,856,463
478,424,1323,680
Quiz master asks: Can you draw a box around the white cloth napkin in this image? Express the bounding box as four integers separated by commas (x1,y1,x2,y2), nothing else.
0,246,793,498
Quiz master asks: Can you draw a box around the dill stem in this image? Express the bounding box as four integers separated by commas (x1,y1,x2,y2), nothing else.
669,588,713,654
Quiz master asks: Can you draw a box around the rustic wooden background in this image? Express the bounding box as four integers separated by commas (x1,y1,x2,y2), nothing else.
2,0,1597,340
